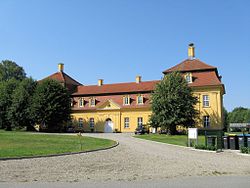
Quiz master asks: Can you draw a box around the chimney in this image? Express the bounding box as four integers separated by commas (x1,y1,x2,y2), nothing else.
136,76,141,83
98,79,103,86
188,43,195,59
58,63,64,72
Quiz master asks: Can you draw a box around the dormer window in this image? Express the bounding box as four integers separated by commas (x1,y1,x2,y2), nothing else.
185,73,192,83
70,98,74,107
79,98,84,107
123,96,130,105
137,95,144,105
89,98,96,107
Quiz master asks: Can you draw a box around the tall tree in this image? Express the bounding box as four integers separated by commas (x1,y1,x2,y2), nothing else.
228,107,250,123
7,78,37,130
0,79,20,130
150,71,198,135
223,107,229,131
0,60,26,82
30,79,71,132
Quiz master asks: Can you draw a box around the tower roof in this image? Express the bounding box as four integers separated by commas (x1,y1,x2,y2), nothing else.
162,59,217,74
42,71,82,86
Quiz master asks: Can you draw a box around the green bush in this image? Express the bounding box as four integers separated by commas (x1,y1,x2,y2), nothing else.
195,144,217,151
194,144,207,150
240,147,250,154
206,145,217,151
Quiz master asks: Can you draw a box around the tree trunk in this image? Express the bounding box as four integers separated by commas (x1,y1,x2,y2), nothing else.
169,125,177,135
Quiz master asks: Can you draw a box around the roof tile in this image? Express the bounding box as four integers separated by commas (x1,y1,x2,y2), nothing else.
163,59,216,73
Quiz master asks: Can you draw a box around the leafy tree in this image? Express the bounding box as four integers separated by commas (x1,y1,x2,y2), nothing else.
244,109,250,123
223,107,229,131
228,107,248,123
228,107,250,123
150,71,198,135
0,60,26,82
0,79,20,130
7,78,37,130
30,79,71,132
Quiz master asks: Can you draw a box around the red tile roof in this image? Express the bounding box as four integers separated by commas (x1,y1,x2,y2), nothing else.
72,93,152,110
41,71,82,86
72,80,159,96
188,71,222,87
163,59,216,73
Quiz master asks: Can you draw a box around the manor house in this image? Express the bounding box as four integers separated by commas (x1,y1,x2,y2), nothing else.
43,44,225,132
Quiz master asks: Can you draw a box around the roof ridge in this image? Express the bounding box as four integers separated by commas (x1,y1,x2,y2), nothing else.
77,80,160,87
61,71,82,85
60,72,66,82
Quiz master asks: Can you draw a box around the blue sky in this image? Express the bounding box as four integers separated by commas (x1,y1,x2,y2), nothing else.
0,0,249,111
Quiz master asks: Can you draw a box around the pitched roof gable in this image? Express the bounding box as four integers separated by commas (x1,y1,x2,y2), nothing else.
163,59,216,74
42,71,82,86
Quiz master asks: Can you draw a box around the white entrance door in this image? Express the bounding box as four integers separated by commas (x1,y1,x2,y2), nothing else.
104,120,113,133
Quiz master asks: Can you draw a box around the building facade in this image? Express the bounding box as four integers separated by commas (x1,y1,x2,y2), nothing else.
44,44,225,133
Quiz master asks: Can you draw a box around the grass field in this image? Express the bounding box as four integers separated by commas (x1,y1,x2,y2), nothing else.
0,130,116,158
134,134,205,147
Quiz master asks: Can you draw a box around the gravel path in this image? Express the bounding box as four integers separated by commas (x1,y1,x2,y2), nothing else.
0,133,249,183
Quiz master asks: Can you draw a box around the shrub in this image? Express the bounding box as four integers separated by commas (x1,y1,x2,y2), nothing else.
240,147,250,154
206,145,217,151
194,144,207,150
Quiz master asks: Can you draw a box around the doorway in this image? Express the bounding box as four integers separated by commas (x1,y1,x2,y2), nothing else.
104,118,114,133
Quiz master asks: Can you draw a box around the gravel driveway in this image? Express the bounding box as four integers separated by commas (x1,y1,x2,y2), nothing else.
0,133,249,183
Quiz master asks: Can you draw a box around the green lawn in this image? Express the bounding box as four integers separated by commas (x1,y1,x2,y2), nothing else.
0,130,116,158
134,134,205,147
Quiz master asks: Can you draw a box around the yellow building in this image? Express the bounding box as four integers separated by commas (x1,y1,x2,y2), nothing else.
45,44,225,133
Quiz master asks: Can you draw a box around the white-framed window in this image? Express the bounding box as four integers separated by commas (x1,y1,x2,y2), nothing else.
124,117,129,128
203,116,210,128
78,118,83,127
137,95,143,105
203,95,210,107
70,98,74,107
89,118,94,128
123,96,130,105
89,98,96,107
79,98,84,107
185,73,192,83
137,117,143,127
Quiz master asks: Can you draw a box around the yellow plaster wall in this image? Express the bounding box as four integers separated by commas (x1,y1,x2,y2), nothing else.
71,86,224,132
193,86,224,129
71,108,151,133
71,110,121,132
120,109,151,132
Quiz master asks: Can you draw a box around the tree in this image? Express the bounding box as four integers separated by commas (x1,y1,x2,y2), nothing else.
150,71,198,135
228,107,250,123
7,78,37,130
0,60,26,82
223,107,229,131
30,79,71,132
0,79,20,130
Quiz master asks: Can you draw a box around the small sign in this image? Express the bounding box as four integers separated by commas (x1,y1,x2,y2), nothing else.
188,128,198,139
